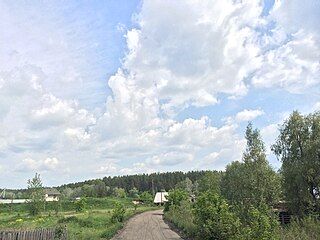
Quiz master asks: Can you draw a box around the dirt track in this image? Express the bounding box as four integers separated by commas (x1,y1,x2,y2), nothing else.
111,210,183,240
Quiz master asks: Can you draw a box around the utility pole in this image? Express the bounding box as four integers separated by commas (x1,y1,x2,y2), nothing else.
152,179,155,196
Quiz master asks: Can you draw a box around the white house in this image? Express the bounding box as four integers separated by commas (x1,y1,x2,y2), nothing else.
153,192,168,204
44,188,61,202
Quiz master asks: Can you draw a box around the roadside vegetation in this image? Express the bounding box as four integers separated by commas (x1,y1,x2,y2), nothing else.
165,110,320,240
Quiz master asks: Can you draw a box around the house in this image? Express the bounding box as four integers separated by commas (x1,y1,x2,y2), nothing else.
153,192,168,204
44,188,61,202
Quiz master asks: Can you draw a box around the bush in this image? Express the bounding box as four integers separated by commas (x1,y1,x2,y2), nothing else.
164,200,197,237
74,198,87,212
194,191,242,240
111,202,126,223
237,205,279,240
164,189,188,212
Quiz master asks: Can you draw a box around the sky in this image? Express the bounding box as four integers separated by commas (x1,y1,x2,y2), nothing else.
0,0,319,188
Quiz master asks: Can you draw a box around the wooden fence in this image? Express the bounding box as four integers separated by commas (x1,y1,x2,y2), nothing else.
0,227,67,240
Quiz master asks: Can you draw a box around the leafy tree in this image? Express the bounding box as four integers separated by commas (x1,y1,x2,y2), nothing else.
113,187,126,198
139,191,153,204
222,123,280,207
194,191,242,240
165,189,188,212
94,180,108,197
175,178,194,195
272,111,320,216
198,171,222,195
27,173,45,216
128,187,139,198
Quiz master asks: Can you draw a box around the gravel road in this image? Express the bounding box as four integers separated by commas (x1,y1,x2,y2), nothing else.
111,209,183,240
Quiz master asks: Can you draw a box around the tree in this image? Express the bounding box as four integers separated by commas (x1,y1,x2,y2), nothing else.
113,187,126,198
221,123,280,208
27,173,45,215
194,191,242,240
175,178,194,195
272,111,320,216
164,189,188,212
94,180,108,197
129,187,139,198
198,171,222,195
139,191,153,204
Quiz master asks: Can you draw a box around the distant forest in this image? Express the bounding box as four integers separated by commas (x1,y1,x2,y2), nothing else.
59,170,211,194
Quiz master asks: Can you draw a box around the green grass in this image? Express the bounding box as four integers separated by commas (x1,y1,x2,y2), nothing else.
0,197,158,240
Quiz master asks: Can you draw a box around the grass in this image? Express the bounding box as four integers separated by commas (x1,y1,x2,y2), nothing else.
0,197,158,240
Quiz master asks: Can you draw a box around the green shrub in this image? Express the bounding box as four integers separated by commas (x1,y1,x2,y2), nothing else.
75,198,87,212
164,189,188,212
164,200,196,237
237,205,279,240
194,191,242,240
111,202,126,223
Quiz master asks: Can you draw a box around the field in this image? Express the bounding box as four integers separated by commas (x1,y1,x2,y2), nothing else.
0,197,158,239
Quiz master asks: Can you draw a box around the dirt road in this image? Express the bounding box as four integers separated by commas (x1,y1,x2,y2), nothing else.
111,209,183,240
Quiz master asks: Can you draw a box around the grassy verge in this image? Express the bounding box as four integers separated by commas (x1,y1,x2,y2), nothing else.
0,198,158,239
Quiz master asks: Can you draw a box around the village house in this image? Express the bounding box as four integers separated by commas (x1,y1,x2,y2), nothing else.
44,188,61,202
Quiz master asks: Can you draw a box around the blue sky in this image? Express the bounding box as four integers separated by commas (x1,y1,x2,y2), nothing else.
0,0,319,188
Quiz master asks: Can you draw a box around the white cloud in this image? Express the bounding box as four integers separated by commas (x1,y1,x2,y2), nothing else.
17,157,60,172
235,109,265,122
253,0,320,93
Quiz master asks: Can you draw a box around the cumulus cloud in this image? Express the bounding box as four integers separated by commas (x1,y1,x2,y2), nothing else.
16,157,60,172
235,109,265,122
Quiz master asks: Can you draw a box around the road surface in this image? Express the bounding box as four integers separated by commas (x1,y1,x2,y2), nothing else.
112,209,183,240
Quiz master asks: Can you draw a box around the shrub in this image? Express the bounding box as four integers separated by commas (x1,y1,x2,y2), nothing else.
164,189,188,212
194,191,242,240
237,204,279,240
111,202,126,223
164,200,196,237
74,198,87,212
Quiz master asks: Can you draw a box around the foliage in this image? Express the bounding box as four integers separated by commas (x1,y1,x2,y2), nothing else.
164,200,197,237
222,123,281,207
27,173,45,216
111,202,126,223
74,198,87,212
128,187,139,198
278,216,320,240
236,204,280,240
139,191,153,204
197,171,222,194
164,189,188,212
113,187,127,198
194,191,242,240
272,111,320,216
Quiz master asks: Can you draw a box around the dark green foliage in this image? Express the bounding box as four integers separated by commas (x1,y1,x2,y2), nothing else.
272,111,320,216
111,202,126,223
164,189,188,212
236,204,279,240
139,191,153,204
194,191,242,240
221,123,281,208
